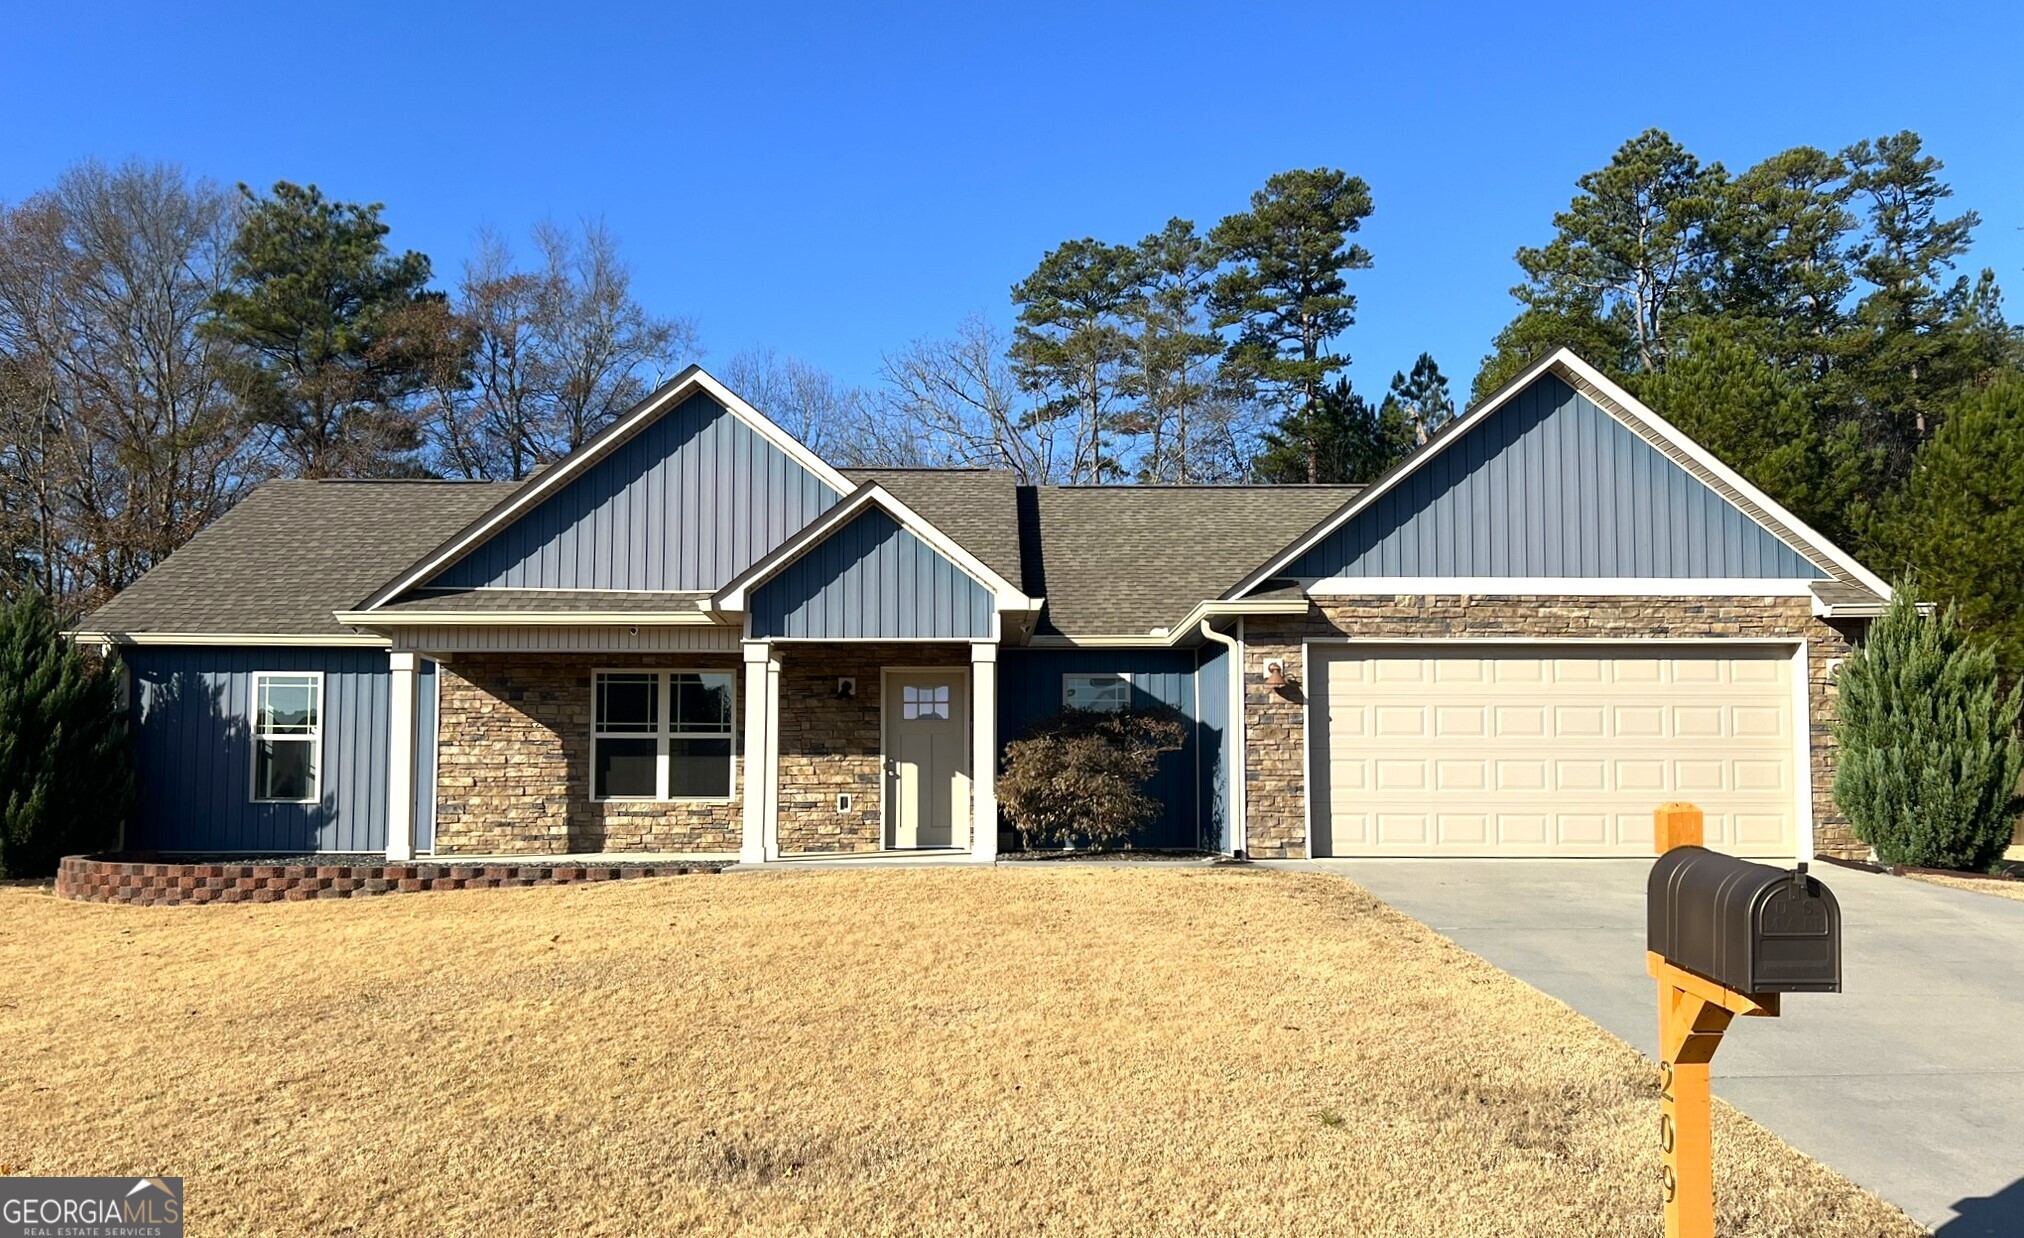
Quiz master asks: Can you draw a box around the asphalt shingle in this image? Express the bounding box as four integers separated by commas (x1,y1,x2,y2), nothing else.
1023,485,1358,636
81,480,523,637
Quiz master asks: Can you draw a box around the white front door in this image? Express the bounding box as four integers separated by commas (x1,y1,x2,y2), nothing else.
885,670,971,849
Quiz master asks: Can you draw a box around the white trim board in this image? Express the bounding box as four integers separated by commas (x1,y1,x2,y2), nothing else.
356,365,855,612
1226,347,1891,601
1301,578,1819,597
70,630,392,648
335,610,719,627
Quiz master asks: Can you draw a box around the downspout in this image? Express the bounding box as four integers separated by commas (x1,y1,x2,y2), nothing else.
1199,620,1247,859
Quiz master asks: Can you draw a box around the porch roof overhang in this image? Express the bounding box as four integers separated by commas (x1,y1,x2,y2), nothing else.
1022,595,1311,649
334,588,721,628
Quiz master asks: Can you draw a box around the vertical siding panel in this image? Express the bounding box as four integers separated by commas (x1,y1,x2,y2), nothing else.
124,648,391,854
749,510,993,640
432,395,841,594
1286,377,1820,582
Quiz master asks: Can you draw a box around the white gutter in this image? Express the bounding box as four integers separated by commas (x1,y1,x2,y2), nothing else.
1199,619,1247,859
67,630,392,648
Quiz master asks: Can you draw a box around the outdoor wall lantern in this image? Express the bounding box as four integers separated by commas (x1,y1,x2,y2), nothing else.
1264,660,1290,688
835,676,856,700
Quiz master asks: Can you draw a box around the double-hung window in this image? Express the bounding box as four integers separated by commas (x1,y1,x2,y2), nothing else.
593,670,735,800
1063,673,1130,712
253,673,322,802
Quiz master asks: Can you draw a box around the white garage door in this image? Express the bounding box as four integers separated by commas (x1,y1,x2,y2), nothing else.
1310,644,1800,858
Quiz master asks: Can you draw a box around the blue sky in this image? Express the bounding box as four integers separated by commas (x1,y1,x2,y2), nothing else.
6,2,2022,399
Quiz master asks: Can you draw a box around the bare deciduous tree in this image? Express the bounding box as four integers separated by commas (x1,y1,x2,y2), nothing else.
424,220,698,480
721,346,877,462
874,316,1059,481
0,160,253,604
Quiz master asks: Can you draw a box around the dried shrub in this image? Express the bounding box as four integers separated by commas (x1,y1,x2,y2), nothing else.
998,706,1186,849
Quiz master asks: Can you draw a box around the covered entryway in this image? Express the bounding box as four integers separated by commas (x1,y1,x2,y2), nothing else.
1308,643,1802,858
883,668,972,849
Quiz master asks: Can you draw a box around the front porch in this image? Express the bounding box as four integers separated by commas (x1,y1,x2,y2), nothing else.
386,634,1000,865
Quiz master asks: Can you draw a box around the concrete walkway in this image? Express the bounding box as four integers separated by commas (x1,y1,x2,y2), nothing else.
1292,859,2024,1235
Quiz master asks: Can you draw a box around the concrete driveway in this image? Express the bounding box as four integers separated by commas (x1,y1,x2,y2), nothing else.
1298,859,2024,1235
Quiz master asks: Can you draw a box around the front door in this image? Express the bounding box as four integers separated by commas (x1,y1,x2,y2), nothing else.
884,670,970,849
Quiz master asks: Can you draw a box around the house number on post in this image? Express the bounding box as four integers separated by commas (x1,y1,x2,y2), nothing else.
1643,802,1841,1238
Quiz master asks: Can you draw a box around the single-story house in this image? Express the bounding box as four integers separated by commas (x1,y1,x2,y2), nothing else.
76,347,1890,864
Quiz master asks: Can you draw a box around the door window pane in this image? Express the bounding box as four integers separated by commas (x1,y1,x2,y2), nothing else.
902,683,951,721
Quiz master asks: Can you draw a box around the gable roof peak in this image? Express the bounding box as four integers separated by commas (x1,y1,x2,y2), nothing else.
352,363,851,612
1223,347,1890,600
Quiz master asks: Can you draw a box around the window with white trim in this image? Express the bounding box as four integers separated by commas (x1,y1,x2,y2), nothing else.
252,673,321,802
593,670,734,800
1063,673,1130,712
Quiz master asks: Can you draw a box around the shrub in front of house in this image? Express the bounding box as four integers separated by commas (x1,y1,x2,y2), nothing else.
0,592,132,878
1834,587,2024,871
998,706,1187,850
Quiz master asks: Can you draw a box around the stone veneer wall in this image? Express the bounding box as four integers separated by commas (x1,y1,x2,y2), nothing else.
1240,597,1862,859
434,652,743,855
773,643,972,855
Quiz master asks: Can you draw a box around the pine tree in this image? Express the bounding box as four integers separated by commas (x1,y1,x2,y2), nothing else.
205,181,446,478
1253,378,1411,485
1009,238,1143,483
1129,219,1223,483
1832,132,1982,481
1504,129,1726,377
1631,320,1868,540
1384,353,1455,443
1833,587,2023,871
1878,377,2024,674
0,592,132,877
1209,168,1373,482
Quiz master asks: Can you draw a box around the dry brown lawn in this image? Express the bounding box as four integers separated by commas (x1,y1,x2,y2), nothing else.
0,867,1915,1236
1906,871,2024,901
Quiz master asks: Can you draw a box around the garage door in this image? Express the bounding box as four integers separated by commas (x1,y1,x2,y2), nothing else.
1309,644,1799,858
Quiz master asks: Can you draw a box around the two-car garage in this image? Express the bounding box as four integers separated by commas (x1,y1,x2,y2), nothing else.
1306,643,1806,859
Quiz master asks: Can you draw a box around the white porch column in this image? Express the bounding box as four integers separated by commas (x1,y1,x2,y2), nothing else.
970,641,998,862
740,640,774,864
385,651,418,861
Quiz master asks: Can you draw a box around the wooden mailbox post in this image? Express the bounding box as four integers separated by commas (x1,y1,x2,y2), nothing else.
1645,802,1841,1238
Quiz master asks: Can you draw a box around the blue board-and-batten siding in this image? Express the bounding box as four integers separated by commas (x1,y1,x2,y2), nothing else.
413,656,439,854
997,649,1201,850
750,508,994,639
432,393,841,592
124,647,390,853
1286,375,1824,580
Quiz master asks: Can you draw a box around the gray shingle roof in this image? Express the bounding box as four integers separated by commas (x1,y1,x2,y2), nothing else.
843,468,1024,587
81,480,523,637
83,471,1355,642
1025,486,1359,636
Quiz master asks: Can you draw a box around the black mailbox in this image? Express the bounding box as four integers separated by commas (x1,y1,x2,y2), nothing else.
1647,847,1841,994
